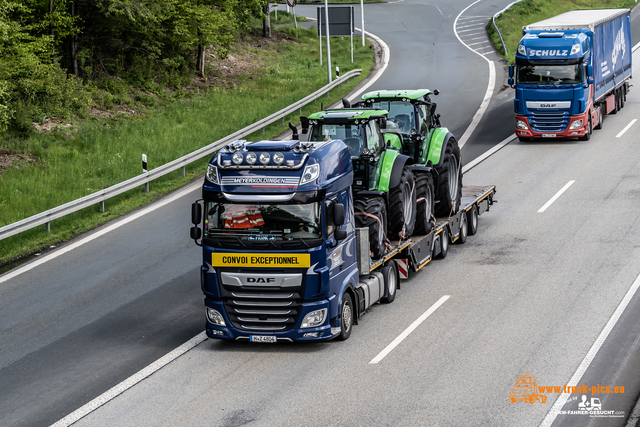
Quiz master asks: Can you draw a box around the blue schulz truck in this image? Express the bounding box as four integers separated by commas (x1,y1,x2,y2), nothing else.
508,8,632,141
189,138,495,342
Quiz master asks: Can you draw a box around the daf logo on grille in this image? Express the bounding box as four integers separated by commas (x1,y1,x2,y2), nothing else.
247,277,276,283
540,103,556,108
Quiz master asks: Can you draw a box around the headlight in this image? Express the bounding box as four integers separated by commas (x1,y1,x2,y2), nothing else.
300,164,320,185
516,120,528,130
301,308,327,328
518,44,526,56
570,44,581,55
570,119,583,130
259,152,271,165
206,164,219,184
273,152,285,165
232,152,244,165
246,152,257,165
206,308,226,326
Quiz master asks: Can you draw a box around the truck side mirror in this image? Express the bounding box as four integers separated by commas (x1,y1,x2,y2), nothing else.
190,226,202,241
191,202,202,225
587,64,593,77
333,203,345,226
300,116,309,134
587,77,594,85
508,65,514,78
334,228,347,241
508,78,514,86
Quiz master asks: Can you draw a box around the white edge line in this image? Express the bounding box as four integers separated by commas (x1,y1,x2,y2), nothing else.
634,41,640,52
0,181,202,284
538,180,575,213
454,0,496,149
540,272,640,427
50,331,208,427
370,295,450,364
462,134,516,173
615,119,637,138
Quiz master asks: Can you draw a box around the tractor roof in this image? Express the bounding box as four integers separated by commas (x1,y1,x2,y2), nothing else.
361,89,434,100
307,108,388,120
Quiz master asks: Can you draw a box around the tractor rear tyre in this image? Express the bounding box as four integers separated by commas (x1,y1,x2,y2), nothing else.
434,139,463,217
355,196,388,259
414,172,435,235
388,167,417,240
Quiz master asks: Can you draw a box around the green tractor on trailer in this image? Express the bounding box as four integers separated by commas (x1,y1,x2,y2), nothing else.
298,89,462,260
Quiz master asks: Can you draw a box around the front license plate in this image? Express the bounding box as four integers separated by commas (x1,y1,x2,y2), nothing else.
541,134,557,138
250,335,277,343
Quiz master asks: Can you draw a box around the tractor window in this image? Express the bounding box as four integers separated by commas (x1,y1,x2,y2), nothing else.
365,120,383,155
309,123,365,158
370,100,416,133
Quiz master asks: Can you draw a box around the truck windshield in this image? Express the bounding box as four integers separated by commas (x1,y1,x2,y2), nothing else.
309,123,366,158
369,100,416,133
204,201,322,240
517,64,582,85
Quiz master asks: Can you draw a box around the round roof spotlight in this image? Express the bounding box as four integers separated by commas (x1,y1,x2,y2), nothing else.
273,152,285,165
246,152,257,165
259,152,271,165
232,152,244,165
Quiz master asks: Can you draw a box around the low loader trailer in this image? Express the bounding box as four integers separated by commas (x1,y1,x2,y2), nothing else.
190,138,495,342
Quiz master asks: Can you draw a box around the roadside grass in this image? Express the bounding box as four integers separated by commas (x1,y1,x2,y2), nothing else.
0,25,375,269
268,9,309,25
487,0,638,63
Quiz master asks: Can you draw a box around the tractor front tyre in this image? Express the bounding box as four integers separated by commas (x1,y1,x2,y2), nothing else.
414,172,435,235
388,167,417,240
434,139,463,217
355,196,388,259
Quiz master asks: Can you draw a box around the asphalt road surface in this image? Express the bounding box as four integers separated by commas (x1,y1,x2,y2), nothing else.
2,1,640,426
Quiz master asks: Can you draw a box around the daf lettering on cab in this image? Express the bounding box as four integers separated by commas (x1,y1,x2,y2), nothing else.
508,9,632,141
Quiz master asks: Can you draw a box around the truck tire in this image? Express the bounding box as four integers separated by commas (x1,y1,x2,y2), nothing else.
457,211,468,244
336,292,353,341
380,260,398,303
434,139,463,217
578,116,591,141
414,172,435,235
435,228,449,259
467,204,478,236
355,196,387,259
595,105,603,130
388,167,417,240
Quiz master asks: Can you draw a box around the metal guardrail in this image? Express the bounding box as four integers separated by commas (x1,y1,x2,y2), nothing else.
0,69,362,241
492,0,526,59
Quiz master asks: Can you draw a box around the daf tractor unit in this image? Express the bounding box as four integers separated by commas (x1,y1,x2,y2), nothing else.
189,136,495,343
508,9,632,141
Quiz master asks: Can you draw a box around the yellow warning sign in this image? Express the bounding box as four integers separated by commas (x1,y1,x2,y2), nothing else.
212,253,310,268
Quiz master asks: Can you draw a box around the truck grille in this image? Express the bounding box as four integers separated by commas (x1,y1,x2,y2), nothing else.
219,270,303,332
529,111,570,132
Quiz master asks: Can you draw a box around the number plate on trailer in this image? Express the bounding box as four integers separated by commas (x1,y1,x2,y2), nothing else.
250,335,277,343
541,134,557,138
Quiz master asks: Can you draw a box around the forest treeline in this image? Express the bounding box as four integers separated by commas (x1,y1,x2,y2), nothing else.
0,0,270,135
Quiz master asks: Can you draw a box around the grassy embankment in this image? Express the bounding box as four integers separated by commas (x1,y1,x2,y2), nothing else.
487,0,638,64
0,23,375,268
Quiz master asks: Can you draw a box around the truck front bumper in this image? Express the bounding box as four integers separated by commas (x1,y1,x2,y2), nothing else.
515,113,589,139
204,298,340,342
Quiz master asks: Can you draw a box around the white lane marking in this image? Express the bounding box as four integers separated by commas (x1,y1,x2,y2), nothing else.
540,271,640,427
634,41,640,52
435,4,442,15
616,119,637,138
454,0,496,149
457,23,485,29
50,332,208,427
538,181,575,213
457,27,486,33
0,182,202,284
467,41,492,47
462,134,516,173
370,295,450,364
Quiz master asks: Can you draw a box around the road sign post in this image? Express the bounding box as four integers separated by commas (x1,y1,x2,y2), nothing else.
317,6,355,81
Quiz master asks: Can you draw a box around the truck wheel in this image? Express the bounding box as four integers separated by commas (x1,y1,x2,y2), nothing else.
467,205,478,236
380,260,398,303
435,228,449,259
414,172,435,235
517,136,531,142
595,105,603,130
434,139,463,217
457,211,468,244
355,196,387,259
578,117,591,141
620,90,625,109
337,292,353,341
388,167,417,240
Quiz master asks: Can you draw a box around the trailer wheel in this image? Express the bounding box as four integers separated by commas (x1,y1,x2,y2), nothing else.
337,292,353,341
434,139,463,217
578,116,591,141
457,211,468,244
467,205,478,236
381,260,398,304
414,172,435,235
355,196,387,259
435,228,449,259
595,105,603,130
389,167,417,239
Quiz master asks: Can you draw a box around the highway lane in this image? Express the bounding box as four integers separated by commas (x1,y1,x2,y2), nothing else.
70,49,640,427
2,1,640,426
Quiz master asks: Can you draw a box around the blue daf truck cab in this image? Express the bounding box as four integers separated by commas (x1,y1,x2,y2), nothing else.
509,9,632,142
